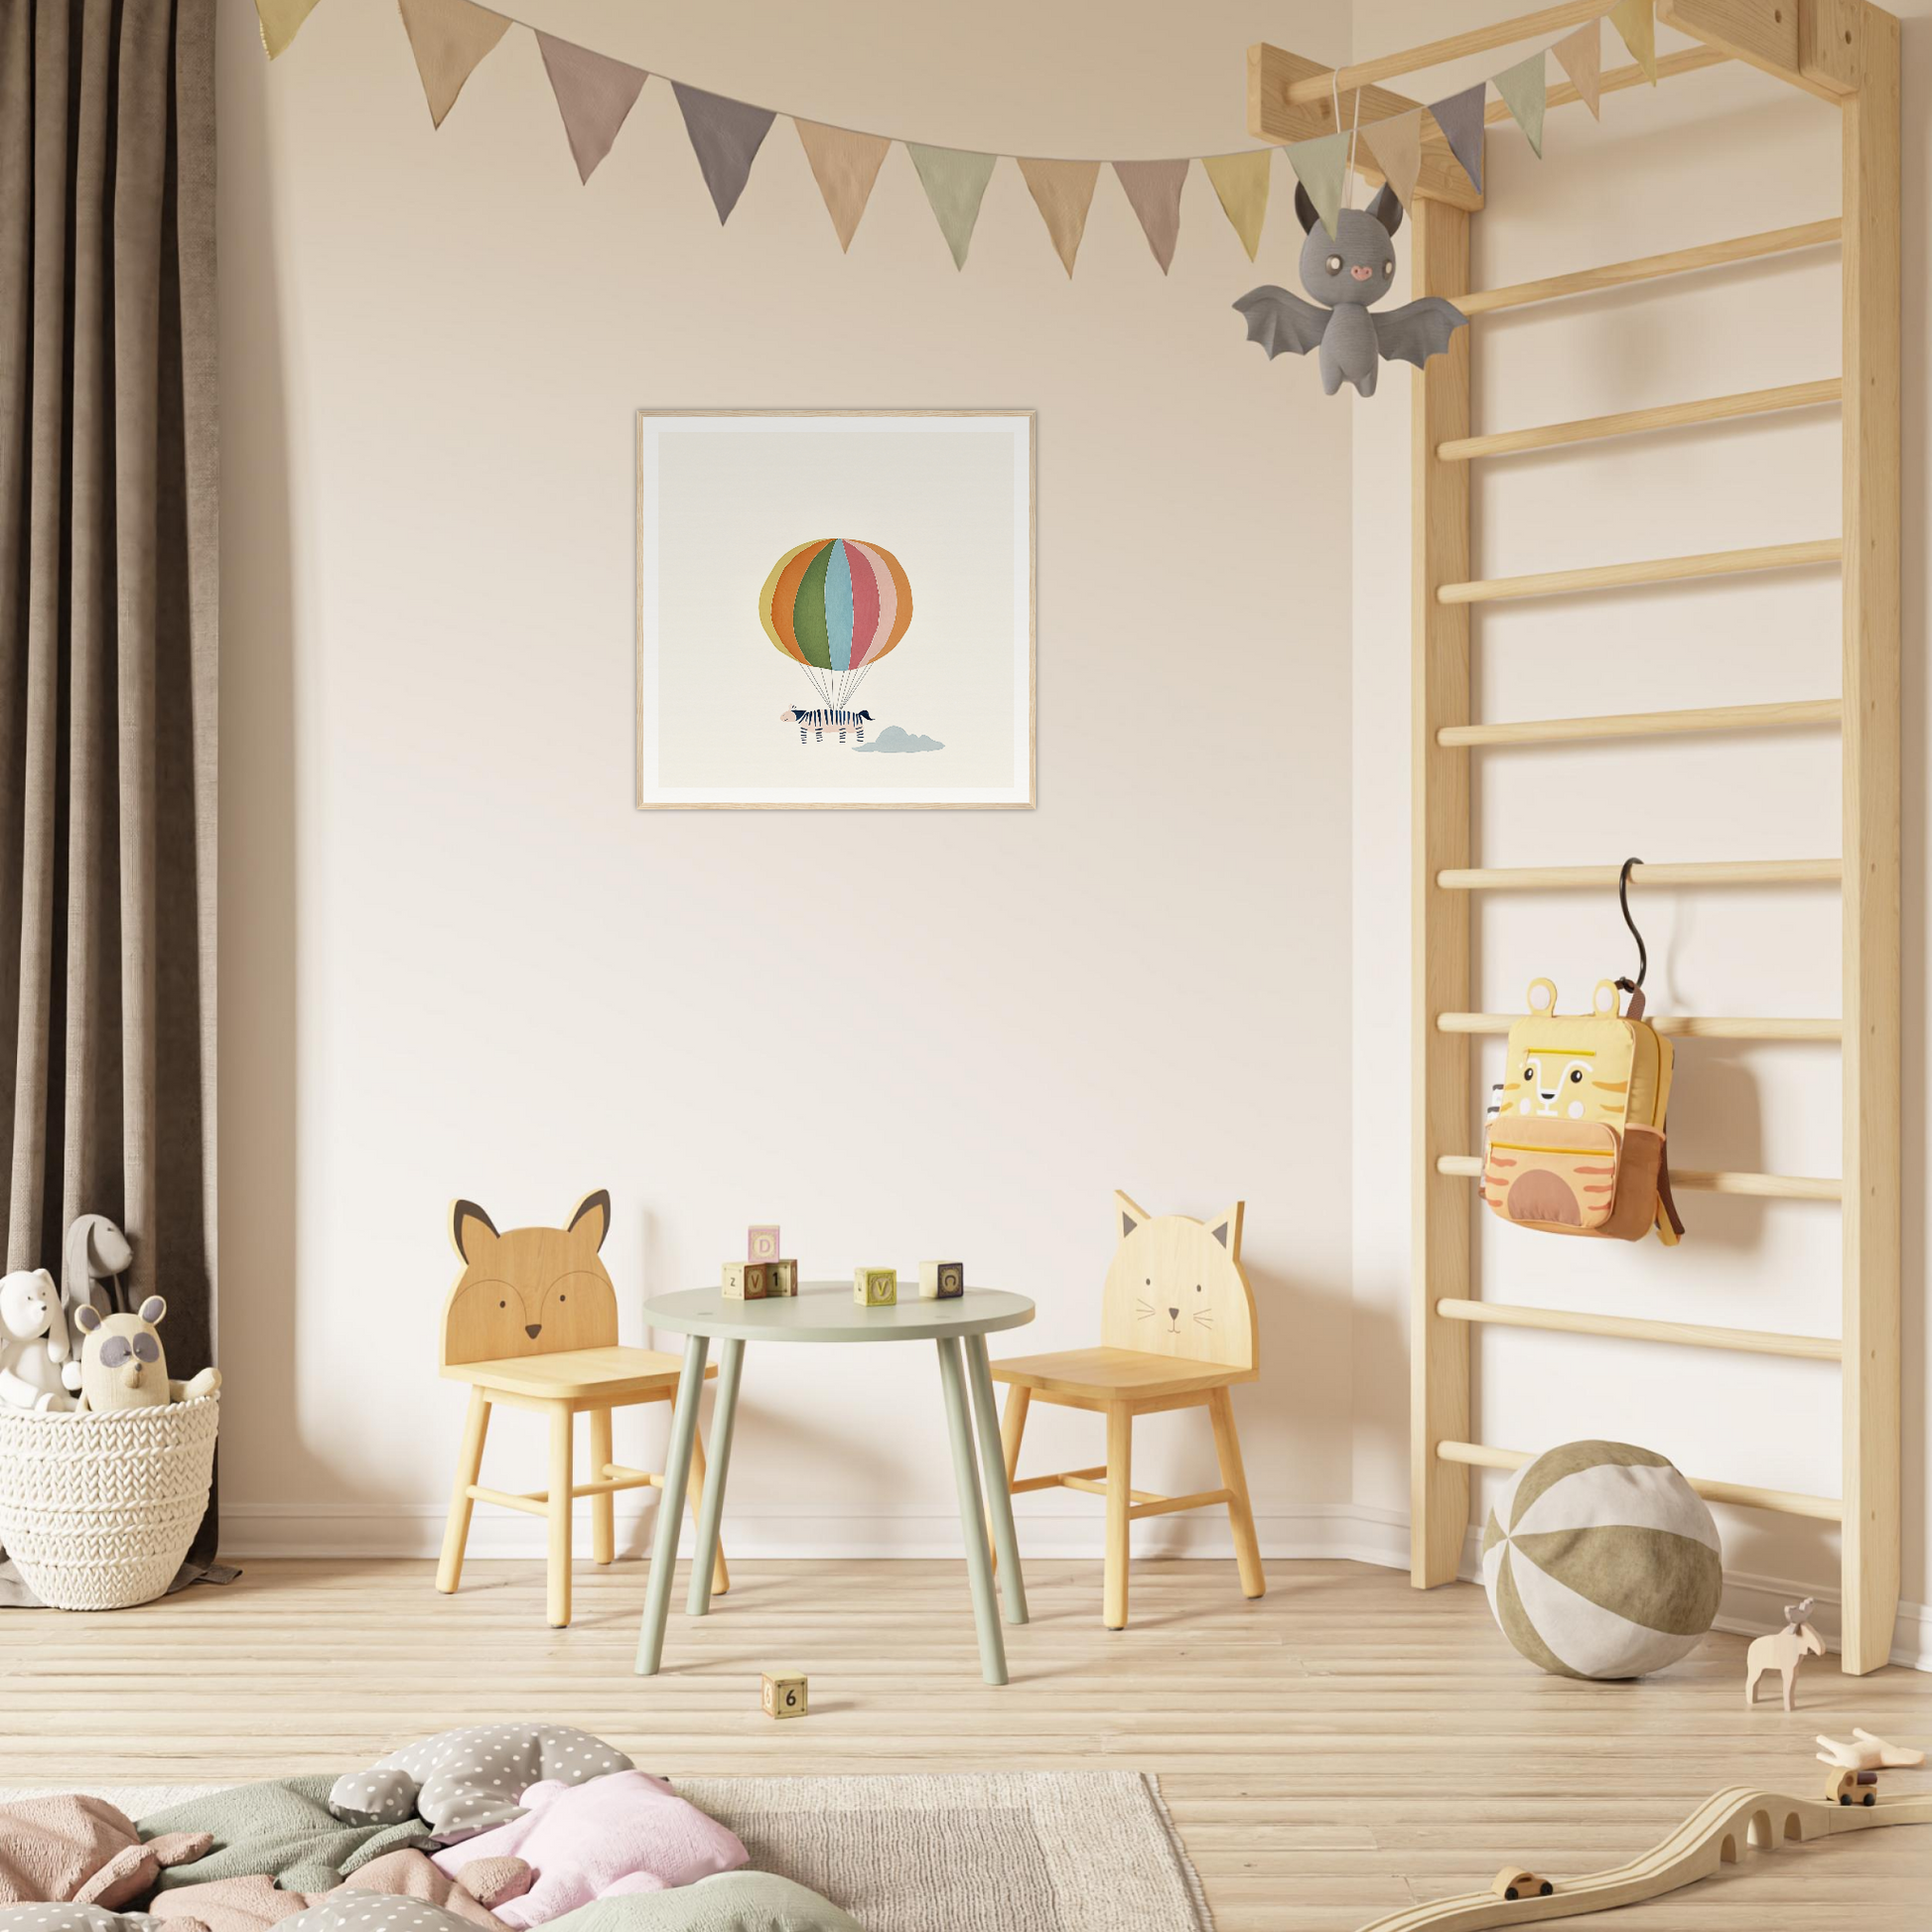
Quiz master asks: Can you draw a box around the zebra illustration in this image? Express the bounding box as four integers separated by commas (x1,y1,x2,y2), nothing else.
780,706,873,745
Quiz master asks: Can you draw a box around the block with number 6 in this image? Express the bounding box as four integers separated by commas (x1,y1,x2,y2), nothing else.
760,1671,808,1720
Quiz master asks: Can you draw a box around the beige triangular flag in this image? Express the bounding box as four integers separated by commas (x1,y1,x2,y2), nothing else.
1019,159,1100,277
796,122,891,252
1609,0,1657,82
1286,131,1348,239
1492,52,1547,159
1201,151,1270,261
1113,160,1188,273
1551,20,1602,116
536,34,647,183
397,0,511,129
1361,108,1424,208
255,0,323,59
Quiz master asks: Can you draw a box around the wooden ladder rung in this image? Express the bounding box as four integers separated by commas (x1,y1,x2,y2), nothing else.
1437,1012,1842,1041
1436,1441,1843,1521
1439,539,1842,605
1458,218,1843,317
1439,380,1843,463
1437,1153,1843,1200
1437,858,1842,891
1437,698,1842,748
1435,1298,1842,1361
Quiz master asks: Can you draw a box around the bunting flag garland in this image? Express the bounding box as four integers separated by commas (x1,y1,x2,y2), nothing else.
1019,159,1100,277
672,82,776,223
1361,107,1424,209
1201,151,1270,262
1112,160,1188,273
1286,130,1349,238
255,0,323,59
397,0,511,130
1492,52,1547,160
907,145,998,269
795,122,892,252
1609,0,1658,82
1429,81,1488,194
536,33,647,183
1551,20,1603,117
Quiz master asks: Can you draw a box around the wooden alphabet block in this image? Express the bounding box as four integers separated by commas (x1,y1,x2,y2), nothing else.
723,1261,771,1300
767,1259,798,1297
854,1267,897,1307
919,1260,965,1300
747,1224,780,1263
760,1671,807,1720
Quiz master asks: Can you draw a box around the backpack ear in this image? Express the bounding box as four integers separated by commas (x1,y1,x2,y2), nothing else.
566,1189,612,1253
1114,1190,1152,1243
1206,1202,1245,1264
1294,180,1320,233
74,1304,103,1335
1367,181,1404,236
451,1199,499,1264
139,1295,167,1325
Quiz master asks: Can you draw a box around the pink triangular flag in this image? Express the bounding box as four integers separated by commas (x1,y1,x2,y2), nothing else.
536,34,647,182
1361,108,1424,208
795,121,892,251
396,0,511,129
1019,159,1101,277
1112,160,1188,274
1551,20,1602,117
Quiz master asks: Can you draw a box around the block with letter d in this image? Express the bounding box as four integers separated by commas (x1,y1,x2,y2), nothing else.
854,1267,897,1307
748,1224,780,1262
920,1260,965,1300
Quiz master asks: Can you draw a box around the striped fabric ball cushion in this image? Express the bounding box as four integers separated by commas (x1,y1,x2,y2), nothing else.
1481,1440,1723,1679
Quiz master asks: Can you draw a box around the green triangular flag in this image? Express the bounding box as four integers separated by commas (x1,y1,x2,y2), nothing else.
1609,0,1657,82
1493,52,1547,158
1286,131,1348,240
906,145,998,269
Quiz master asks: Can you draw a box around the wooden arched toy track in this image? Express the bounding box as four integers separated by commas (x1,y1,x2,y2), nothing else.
1353,1782,1932,1931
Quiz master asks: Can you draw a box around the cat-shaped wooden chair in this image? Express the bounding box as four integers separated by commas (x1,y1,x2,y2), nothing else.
992,1192,1263,1628
436,1190,727,1628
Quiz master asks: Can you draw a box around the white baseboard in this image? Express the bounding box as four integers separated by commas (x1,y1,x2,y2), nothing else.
218,1498,1927,1672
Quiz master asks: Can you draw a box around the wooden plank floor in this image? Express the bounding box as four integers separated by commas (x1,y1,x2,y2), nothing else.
2,1557,1927,1929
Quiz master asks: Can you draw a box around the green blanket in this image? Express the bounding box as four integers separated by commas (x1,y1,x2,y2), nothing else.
544,1875,861,1932
136,1780,432,1894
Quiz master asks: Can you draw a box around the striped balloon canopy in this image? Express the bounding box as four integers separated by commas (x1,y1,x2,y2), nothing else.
759,538,913,706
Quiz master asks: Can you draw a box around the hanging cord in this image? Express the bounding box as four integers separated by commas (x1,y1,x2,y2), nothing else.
1614,857,1648,999
1330,72,1364,211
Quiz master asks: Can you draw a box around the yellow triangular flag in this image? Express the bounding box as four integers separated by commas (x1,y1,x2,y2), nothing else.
795,122,892,252
255,0,324,59
1609,0,1657,82
1018,159,1100,277
397,0,511,129
1361,108,1424,208
1202,151,1270,261
1492,52,1546,159
1551,20,1602,117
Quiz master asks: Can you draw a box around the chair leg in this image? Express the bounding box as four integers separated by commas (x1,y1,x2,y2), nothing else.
547,1403,574,1628
1209,1386,1265,1600
1105,1403,1132,1631
436,1387,490,1594
590,1407,616,1567
688,1426,731,1597
989,1385,1030,1577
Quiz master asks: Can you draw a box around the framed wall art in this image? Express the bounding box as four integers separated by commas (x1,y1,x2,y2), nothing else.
635,409,1035,809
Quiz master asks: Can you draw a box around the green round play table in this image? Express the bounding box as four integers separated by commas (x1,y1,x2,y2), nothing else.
632,1282,1035,1686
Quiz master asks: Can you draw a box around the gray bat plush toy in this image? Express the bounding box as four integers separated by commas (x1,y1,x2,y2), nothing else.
1234,182,1467,397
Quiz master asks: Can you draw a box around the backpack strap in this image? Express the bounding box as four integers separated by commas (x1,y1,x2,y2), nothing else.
1655,1142,1685,1240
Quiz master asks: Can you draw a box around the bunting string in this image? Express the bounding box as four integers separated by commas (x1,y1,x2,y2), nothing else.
260,0,1664,270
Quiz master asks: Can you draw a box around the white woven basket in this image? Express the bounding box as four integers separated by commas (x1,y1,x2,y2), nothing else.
0,1392,218,1609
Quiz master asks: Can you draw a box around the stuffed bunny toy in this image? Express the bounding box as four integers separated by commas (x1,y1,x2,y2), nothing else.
0,1267,79,1411
65,1212,135,1319
72,1295,219,1412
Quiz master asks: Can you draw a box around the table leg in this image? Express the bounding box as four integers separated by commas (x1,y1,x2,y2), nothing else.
686,1337,744,1617
936,1335,1008,1686
634,1332,709,1676
963,1334,1029,1625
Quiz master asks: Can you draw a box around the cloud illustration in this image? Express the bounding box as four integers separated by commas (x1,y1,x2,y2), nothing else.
857,726,945,755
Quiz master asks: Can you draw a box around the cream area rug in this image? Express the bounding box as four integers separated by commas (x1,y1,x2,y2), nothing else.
0,1773,1213,1932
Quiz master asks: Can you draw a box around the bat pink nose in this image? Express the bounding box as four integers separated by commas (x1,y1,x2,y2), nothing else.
1349,265,1374,281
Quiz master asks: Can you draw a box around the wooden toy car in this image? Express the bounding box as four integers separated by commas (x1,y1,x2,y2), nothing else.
1491,1868,1554,1901
1826,1766,1880,1806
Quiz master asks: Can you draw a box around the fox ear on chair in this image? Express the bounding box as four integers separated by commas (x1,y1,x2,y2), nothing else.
450,1199,499,1264
566,1189,613,1252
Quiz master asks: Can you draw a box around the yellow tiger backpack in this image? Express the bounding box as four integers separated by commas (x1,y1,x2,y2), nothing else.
1481,978,1683,1245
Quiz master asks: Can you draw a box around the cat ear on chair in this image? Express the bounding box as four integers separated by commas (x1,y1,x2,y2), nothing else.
566,1189,612,1252
1114,1191,1152,1243
1206,1203,1245,1263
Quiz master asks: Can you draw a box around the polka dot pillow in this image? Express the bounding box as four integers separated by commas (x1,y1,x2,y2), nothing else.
277,1901,473,1932
0,1910,169,1932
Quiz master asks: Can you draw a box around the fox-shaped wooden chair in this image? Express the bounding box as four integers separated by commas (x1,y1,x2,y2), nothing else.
991,1193,1263,1629
436,1190,727,1628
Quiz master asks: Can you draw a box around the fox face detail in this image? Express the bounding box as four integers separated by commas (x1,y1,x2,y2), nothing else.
443,1190,618,1364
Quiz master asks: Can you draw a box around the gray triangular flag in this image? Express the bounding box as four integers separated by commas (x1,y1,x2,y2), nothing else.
1492,52,1546,159
537,34,647,183
1429,81,1486,193
671,82,776,223
1286,131,1348,239
907,145,998,269
1551,20,1602,117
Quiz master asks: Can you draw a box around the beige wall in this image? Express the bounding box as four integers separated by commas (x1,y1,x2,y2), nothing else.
1351,0,1932,1666
215,0,1360,1558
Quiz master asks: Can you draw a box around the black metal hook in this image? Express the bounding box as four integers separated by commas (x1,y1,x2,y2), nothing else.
1613,856,1647,994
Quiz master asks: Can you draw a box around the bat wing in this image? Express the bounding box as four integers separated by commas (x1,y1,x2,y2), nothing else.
1372,296,1468,370
1233,285,1329,360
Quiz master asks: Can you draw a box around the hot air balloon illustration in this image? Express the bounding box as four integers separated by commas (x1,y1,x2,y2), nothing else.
759,538,914,734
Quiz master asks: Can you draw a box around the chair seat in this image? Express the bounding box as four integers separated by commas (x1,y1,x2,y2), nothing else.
989,1345,1253,1403
443,1344,714,1403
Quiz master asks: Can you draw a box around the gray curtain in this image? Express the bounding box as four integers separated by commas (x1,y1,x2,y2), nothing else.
0,0,219,1580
